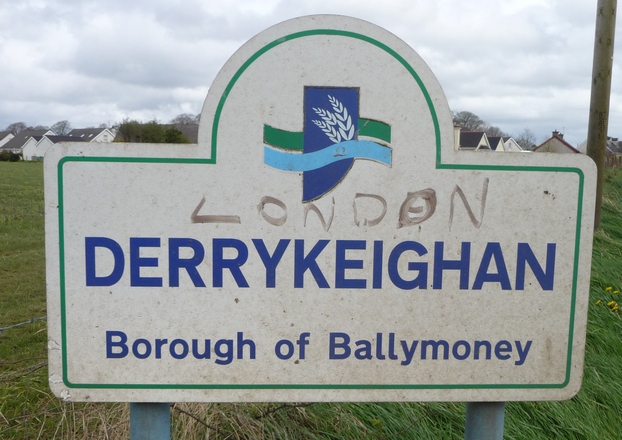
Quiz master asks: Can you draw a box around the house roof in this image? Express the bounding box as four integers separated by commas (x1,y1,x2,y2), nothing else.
0,129,51,151
606,137,622,154
44,135,87,144
67,128,111,140
487,136,503,151
460,131,489,150
0,131,12,141
533,133,580,153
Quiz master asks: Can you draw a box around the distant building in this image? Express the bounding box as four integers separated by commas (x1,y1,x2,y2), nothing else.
24,135,87,161
455,128,491,151
576,136,622,156
533,131,580,154
0,131,14,149
1,129,54,158
453,126,525,153
502,137,525,152
487,136,505,151
67,128,116,143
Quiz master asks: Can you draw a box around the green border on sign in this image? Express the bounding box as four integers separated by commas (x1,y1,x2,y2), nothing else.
57,29,585,391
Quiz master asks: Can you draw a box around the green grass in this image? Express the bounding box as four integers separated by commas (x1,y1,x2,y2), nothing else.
1,161,622,438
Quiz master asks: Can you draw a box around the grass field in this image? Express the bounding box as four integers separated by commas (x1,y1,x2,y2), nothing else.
1,161,622,439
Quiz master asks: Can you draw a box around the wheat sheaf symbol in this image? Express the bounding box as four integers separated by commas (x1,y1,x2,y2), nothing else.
312,95,355,144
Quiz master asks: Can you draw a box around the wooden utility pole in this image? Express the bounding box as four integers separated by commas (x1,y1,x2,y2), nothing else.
586,0,617,229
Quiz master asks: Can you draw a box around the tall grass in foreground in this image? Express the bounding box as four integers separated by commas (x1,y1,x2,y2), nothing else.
1,161,621,439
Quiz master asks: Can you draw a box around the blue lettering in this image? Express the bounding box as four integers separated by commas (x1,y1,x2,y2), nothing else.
452,340,471,360
516,243,556,290
155,338,168,358
214,339,234,365
213,238,249,288
169,238,206,287
252,239,290,288
354,340,373,359
275,339,295,360
421,339,450,360
130,237,162,287
472,242,511,290
335,240,366,288
237,332,256,359
294,239,330,288
170,339,189,359
329,332,351,359
474,340,492,360
106,330,128,358
372,240,383,289
86,237,125,286
495,340,512,360
433,242,470,289
515,340,532,366
132,338,152,359
388,241,428,289
192,339,211,359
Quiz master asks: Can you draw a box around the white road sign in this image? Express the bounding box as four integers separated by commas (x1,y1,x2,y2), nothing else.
45,15,596,402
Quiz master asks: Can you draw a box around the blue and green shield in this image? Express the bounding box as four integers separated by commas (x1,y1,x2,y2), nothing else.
264,86,392,202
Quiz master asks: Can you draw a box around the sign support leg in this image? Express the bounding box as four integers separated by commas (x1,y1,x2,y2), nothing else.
464,402,505,440
130,403,171,440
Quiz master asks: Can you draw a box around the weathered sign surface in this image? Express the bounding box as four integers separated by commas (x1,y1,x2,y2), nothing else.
45,15,596,402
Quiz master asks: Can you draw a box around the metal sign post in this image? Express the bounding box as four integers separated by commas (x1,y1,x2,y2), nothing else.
44,14,596,437
465,402,505,440
130,403,170,440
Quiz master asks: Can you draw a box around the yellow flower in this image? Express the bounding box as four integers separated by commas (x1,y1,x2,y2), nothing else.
607,301,616,307
615,291,620,295
606,286,613,292
595,300,602,305
613,304,619,311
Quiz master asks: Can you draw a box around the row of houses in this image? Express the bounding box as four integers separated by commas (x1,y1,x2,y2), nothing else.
0,127,115,160
453,126,526,152
2,124,620,160
455,127,622,156
0,124,202,160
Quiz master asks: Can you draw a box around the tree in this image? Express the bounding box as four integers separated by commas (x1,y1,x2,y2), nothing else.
51,120,72,135
484,125,507,137
114,119,195,143
164,126,190,143
6,122,28,135
140,120,166,143
170,113,198,125
114,119,142,142
452,111,485,131
514,128,537,151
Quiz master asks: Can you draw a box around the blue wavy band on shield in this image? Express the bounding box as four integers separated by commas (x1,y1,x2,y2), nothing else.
264,140,392,172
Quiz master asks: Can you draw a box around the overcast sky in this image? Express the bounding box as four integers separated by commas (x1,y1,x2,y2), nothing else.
1,0,620,147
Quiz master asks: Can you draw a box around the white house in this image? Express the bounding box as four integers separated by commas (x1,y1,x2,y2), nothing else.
533,131,580,154
5,129,54,159
487,136,505,151
502,137,526,152
458,130,491,151
21,136,45,161
0,131,14,149
67,128,116,143
577,136,622,155
27,135,86,161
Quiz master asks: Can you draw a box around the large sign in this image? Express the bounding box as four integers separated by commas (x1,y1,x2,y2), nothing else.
45,15,596,402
